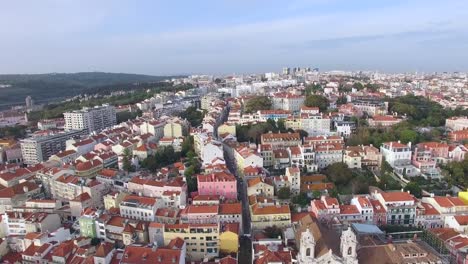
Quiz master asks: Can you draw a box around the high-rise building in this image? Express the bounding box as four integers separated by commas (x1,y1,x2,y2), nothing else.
64,104,116,133
282,67,290,75
20,130,86,165
25,96,34,109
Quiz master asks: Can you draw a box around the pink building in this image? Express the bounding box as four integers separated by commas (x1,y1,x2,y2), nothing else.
197,171,237,199
309,196,340,222
416,142,449,162
180,205,219,224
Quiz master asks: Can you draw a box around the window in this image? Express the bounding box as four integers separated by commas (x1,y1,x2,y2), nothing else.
306,248,311,257
348,247,352,255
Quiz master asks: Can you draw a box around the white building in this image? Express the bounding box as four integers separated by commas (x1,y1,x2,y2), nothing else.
119,195,161,222
64,104,116,133
350,196,374,223
380,141,412,167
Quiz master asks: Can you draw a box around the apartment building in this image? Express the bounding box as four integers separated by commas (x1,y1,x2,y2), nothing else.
372,190,416,226
380,141,412,167
446,116,468,131
64,104,116,133
197,172,237,200
120,195,162,221
314,143,343,169
163,223,219,261
20,130,85,164
260,132,301,148
272,92,305,113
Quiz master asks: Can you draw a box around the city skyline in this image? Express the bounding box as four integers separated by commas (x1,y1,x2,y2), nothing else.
1,0,468,75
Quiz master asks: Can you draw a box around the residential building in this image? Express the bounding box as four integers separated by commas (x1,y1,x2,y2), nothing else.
120,195,161,221
247,177,274,197
272,92,305,113
20,130,85,164
163,223,219,261
261,132,301,148
197,172,237,200
368,115,403,127
371,190,416,226
64,104,116,133
446,116,468,131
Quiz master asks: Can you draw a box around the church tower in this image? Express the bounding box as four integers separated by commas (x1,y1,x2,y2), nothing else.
340,228,358,264
298,228,315,263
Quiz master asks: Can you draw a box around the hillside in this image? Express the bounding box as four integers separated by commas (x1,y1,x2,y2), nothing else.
0,72,184,108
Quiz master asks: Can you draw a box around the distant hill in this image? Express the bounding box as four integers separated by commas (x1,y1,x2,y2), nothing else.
0,72,185,108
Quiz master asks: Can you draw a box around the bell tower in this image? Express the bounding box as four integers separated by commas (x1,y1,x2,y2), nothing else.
340,228,358,264
299,228,315,263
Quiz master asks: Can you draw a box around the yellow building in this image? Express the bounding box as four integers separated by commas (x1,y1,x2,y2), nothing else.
247,177,274,197
104,191,128,210
163,223,220,261
217,123,236,137
164,122,184,138
250,202,291,230
219,223,239,254
285,118,302,131
459,190,468,205
75,160,103,178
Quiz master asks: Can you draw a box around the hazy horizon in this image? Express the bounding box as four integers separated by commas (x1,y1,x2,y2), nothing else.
1,0,468,75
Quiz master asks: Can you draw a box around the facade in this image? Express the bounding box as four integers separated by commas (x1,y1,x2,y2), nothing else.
446,117,468,131
120,195,161,221
380,141,412,167
163,223,219,261
20,130,85,164
372,190,416,226
197,172,237,200
272,92,305,113
64,104,116,133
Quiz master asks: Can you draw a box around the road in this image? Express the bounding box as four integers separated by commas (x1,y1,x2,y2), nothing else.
223,142,252,263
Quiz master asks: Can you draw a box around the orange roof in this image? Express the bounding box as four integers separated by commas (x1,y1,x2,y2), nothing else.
121,245,182,264
219,203,242,215
95,242,114,258
223,223,240,234
75,160,102,171
55,149,77,158
185,205,219,214
340,205,360,215
371,115,399,121
0,181,39,198
380,191,414,202
72,192,91,202
98,168,118,178
421,202,440,215
433,196,466,207
382,141,408,148
454,215,468,226
251,204,290,215
197,171,236,182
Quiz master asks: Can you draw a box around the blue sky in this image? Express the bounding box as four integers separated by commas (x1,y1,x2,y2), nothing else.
1,0,468,75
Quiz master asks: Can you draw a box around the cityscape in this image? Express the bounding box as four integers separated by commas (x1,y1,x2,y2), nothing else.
0,1,468,264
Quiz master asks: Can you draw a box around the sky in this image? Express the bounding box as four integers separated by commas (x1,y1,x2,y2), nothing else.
1,0,468,75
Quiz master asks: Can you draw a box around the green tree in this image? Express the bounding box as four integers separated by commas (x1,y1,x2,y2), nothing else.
264,226,282,238
336,95,347,105
244,96,272,113
122,148,133,172
399,129,418,144
323,162,352,186
353,82,364,91
278,187,291,199
292,193,310,207
304,95,329,112
305,83,323,95
404,182,422,198
179,106,204,127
